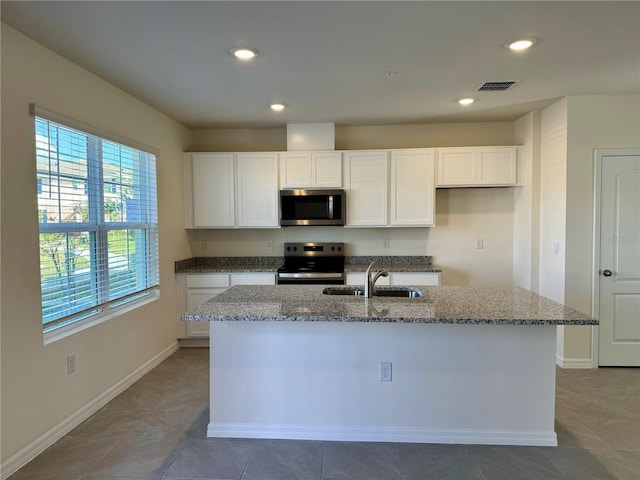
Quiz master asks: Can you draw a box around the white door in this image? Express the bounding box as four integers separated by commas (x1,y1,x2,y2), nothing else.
597,150,640,366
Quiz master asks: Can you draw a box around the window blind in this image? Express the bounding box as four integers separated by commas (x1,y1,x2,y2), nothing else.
34,111,159,332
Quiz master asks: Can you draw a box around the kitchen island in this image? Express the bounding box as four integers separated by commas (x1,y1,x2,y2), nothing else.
182,285,596,446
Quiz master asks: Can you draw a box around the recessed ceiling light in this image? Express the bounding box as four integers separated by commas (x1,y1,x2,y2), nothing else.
230,47,259,60
506,38,537,52
270,103,286,112
458,98,475,106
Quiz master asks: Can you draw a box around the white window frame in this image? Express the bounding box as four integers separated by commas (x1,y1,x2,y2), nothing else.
31,105,160,344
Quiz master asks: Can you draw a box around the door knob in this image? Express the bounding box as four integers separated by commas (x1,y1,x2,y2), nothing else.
602,269,613,277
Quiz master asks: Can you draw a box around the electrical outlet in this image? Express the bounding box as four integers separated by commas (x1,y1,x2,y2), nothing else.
475,238,484,249
267,240,274,251
201,240,208,251
379,361,392,382
67,354,76,374
553,240,560,255
383,238,390,249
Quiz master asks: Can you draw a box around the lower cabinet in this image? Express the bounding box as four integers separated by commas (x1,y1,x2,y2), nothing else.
178,272,276,341
345,271,440,286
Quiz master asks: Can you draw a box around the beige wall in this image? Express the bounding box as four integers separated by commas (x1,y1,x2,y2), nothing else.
335,123,515,150
188,121,516,287
189,122,515,152
0,23,191,463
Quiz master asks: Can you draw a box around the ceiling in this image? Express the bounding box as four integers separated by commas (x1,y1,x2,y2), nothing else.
2,1,639,129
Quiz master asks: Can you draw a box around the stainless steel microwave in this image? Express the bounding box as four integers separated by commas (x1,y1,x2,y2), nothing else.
280,189,346,226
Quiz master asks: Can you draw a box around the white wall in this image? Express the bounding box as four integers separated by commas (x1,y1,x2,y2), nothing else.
564,95,640,362
0,23,191,466
539,99,568,361
539,99,568,304
513,112,541,291
536,95,640,366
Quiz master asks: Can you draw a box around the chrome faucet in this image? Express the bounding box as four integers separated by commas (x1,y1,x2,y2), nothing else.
363,261,389,298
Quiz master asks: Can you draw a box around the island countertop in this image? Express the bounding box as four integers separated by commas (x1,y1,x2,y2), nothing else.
181,284,597,326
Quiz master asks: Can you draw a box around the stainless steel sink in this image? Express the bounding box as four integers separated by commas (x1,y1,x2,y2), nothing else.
322,287,364,296
372,288,423,298
322,287,423,298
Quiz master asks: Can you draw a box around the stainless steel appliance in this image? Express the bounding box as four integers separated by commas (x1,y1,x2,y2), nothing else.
280,189,345,226
276,242,345,285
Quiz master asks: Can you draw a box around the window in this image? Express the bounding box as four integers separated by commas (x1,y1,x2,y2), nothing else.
35,112,159,333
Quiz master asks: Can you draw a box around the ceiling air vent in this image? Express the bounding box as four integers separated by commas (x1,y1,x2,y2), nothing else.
476,81,519,92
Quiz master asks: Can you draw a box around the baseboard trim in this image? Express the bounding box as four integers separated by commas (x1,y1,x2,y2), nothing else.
0,342,179,480
178,337,209,348
556,354,595,369
207,423,558,447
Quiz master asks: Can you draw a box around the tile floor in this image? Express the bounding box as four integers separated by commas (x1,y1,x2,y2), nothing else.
9,348,640,480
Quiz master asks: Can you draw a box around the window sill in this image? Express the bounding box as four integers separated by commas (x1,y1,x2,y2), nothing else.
44,289,160,345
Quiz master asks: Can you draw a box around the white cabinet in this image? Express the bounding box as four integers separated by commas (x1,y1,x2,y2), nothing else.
390,149,435,226
192,153,235,227
236,153,279,227
345,271,440,286
345,149,435,227
344,151,389,226
180,272,276,340
184,274,230,337
436,146,517,187
187,152,279,228
280,152,342,188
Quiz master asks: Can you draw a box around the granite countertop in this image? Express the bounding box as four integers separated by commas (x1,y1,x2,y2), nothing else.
175,257,283,273
175,256,441,273
181,284,598,326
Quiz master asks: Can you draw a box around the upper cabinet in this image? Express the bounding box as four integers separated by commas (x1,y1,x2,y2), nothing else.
185,145,516,229
236,153,279,227
186,152,279,229
191,153,236,227
344,149,435,227
344,151,389,226
280,151,342,188
390,149,435,226
436,146,517,187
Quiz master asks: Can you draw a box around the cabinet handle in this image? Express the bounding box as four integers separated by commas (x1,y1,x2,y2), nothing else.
602,269,613,277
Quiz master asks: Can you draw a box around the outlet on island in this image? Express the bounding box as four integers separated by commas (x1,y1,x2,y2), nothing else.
379,361,392,382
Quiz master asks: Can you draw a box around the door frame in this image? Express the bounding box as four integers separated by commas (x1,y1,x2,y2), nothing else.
591,148,640,367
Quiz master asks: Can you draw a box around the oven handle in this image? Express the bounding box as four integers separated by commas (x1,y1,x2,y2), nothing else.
278,272,344,279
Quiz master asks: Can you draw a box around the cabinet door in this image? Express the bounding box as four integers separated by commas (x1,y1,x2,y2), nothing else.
389,272,440,286
345,151,389,226
186,288,227,336
280,153,312,188
390,149,435,226
230,273,276,285
476,147,517,185
312,152,342,187
236,153,279,227
192,153,236,227
436,148,476,186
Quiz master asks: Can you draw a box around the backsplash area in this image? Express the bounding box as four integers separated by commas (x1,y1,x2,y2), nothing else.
186,227,429,257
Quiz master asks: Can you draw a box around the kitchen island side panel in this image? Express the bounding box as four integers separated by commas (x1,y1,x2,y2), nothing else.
208,321,557,446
